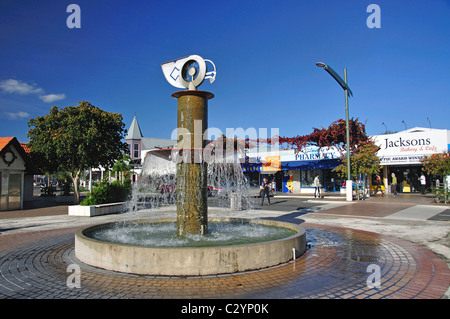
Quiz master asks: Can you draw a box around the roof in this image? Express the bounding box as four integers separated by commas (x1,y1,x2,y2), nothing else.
404,127,446,133
20,142,31,154
0,137,15,153
0,137,37,173
142,137,176,150
125,116,144,140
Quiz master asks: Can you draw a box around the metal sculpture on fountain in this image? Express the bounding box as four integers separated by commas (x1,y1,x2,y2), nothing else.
161,55,216,236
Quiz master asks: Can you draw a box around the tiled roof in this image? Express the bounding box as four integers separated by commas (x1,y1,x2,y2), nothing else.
0,137,31,154
0,137,15,153
0,137,39,173
20,143,31,154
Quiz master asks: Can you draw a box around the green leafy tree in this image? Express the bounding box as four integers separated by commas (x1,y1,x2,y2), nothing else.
333,140,381,179
333,140,381,199
27,101,129,204
421,152,450,178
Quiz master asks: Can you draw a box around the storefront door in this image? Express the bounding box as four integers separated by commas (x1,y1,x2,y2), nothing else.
388,165,425,193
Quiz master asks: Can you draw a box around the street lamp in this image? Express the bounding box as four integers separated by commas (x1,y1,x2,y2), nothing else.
427,117,431,130
316,62,353,201
402,120,407,132
382,122,388,134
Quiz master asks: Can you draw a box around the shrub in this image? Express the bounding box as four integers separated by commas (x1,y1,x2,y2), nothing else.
81,180,132,205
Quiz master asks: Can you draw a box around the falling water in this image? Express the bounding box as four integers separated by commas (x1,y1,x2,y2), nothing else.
126,150,255,215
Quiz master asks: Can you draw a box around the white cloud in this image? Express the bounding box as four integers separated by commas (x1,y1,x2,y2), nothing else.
0,79,66,105
39,93,66,103
0,79,43,95
5,111,30,120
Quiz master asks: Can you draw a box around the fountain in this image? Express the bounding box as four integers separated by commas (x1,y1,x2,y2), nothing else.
75,55,306,276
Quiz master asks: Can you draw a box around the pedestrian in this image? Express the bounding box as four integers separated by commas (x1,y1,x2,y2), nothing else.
391,173,398,196
314,174,320,199
374,174,384,197
261,178,271,206
419,172,426,194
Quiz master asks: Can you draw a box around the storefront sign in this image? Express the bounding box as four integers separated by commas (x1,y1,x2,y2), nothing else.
380,155,426,165
262,155,280,171
373,130,448,165
281,146,341,162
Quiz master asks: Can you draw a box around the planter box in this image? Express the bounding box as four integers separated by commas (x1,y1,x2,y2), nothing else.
68,202,126,217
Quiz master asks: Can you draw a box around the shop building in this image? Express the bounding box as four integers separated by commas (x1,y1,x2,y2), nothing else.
244,127,449,195
372,127,450,193
244,146,344,194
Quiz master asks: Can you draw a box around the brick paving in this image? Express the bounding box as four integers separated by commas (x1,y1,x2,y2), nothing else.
315,202,415,217
0,194,449,300
0,223,449,299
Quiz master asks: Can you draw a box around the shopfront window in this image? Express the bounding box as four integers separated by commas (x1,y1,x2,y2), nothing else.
323,170,343,192
301,170,321,187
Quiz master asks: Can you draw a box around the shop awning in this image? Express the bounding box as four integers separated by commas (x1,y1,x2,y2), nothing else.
281,159,342,170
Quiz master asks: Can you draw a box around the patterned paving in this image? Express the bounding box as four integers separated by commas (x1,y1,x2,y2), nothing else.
0,223,449,299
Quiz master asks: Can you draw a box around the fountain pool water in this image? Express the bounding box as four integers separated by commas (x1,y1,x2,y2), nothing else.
75,150,306,276
75,217,305,276
85,219,297,248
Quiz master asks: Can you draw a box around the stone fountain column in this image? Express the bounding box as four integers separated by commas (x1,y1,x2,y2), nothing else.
172,90,214,236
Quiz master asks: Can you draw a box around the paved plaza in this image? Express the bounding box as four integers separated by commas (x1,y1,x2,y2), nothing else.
0,193,449,300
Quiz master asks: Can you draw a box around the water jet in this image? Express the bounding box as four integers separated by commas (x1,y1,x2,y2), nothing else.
74,55,306,276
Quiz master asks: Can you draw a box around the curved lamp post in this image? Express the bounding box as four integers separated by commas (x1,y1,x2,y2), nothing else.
316,62,353,201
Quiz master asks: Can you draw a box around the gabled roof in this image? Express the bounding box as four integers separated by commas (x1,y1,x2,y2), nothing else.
126,116,144,140
0,137,15,153
0,137,37,174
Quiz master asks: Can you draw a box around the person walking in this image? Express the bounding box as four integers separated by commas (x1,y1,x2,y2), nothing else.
391,173,398,196
314,174,320,199
261,178,271,206
419,172,426,194
374,174,384,197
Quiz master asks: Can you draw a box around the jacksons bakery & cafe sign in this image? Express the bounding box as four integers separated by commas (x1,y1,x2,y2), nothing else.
372,129,449,165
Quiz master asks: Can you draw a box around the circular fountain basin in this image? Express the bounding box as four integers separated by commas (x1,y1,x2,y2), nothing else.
75,218,306,276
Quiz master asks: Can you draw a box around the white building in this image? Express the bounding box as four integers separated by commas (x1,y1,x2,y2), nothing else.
125,116,176,181
372,127,450,193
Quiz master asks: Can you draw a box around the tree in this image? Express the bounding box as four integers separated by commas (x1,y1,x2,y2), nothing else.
333,140,381,179
277,118,369,153
421,152,450,179
27,101,129,204
112,153,132,183
333,140,381,199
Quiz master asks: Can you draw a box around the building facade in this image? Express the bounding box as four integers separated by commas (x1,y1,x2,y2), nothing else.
0,137,35,211
244,146,344,194
244,127,450,195
125,116,176,181
372,127,450,193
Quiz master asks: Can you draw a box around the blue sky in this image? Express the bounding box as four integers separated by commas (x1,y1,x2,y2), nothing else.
1,0,449,143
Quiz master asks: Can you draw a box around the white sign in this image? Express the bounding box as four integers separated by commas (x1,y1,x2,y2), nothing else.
373,129,448,165
379,155,426,165
281,146,341,162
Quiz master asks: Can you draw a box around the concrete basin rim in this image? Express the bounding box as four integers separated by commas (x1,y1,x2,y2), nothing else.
75,217,305,250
